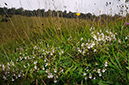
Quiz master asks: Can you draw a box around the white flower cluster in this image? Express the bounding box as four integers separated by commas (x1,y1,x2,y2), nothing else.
75,27,117,56
83,61,108,80
0,43,66,83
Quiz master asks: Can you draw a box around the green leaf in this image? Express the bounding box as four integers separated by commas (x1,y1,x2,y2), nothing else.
126,67,129,70
64,65,74,75
98,80,111,85
29,74,34,78
79,68,83,75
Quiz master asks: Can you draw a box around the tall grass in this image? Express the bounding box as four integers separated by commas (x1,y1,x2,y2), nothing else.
0,10,129,85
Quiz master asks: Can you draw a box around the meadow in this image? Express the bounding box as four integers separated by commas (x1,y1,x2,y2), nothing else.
0,14,129,85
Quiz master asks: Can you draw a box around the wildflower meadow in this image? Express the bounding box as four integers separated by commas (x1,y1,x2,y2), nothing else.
0,8,129,85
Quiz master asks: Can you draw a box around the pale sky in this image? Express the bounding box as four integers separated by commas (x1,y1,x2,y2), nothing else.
0,0,129,16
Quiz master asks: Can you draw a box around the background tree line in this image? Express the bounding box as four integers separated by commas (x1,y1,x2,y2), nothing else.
0,7,123,22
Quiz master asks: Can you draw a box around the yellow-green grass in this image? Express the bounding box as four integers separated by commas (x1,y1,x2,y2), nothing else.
0,15,128,46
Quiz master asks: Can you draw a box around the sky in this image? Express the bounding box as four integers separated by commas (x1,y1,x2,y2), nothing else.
0,0,129,16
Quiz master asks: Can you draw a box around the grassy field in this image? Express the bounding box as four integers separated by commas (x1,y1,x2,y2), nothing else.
0,15,129,85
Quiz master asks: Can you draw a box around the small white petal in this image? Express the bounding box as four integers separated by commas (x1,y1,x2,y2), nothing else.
99,73,102,76
97,69,101,73
12,78,14,81
89,73,92,79
83,73,86,76
93,77,96,80
54,79,57,83
84,76,87,80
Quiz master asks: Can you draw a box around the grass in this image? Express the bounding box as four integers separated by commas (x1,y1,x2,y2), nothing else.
0,14,129,85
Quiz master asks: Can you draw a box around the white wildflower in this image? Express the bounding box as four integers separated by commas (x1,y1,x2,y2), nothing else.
45,63,48,67
54,79,57,83
102,68,106,73
90,27,92,31
61,69,64,72
7,62,10,66
17,58,19,61
3,75,7,80
44,59,46,62
18,74,21,77
48,73,53,78
81,37,83,41
34,65,37,69
93,35,97,40
89,73,92,79
84,76,87,80
23,65,26,68
23,54,25,56
94,49,96,52
27,63,30,66
56,75,58,78
81,43,85,47
12,78,14,81
50,52,53,56
105,61,108,67
2,64,5,70
97,69,101,73
99,73,102,76
15,76,18,79
125,36,128,40
23,73,25,76
93,69,96,72
34,61,37,64
118,39,121,43
42,67,45,70
46,69,50,73
62,50,64,54
24,57,27,59
93,77,96,80
83,73,86,76
97,32,99,35
95,62,98,65
54,69,57,73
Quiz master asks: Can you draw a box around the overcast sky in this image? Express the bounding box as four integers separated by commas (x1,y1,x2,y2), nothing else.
0,0,129,16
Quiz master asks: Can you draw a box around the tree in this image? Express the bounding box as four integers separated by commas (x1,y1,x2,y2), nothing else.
16,7,23,15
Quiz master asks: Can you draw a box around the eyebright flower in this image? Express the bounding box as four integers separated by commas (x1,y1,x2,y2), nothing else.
99,73,102,76
34,65,37,69
118,39,121,43
95,62,98,65
105,61,108,67
97,69,101,73
2,64,5,70
89,73,92,79
84,76,87,80
3,75,7,80
93,77,96,80
18,74,21,77
45,63,48,67
48,73,53,78
81,37,83,41
54,69,57,73
54,79,57,83
12,78,14,81
102,68,106,73
125,36,128,40
83,73,86,76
